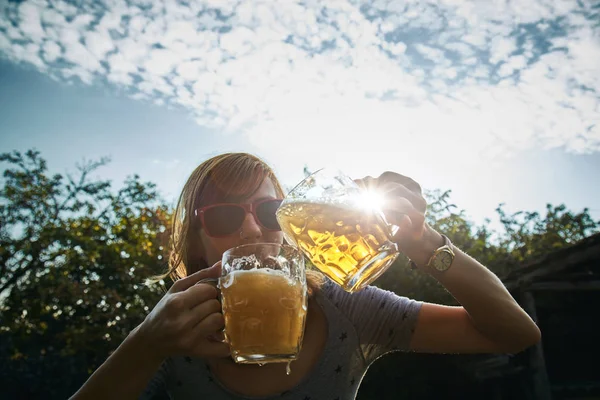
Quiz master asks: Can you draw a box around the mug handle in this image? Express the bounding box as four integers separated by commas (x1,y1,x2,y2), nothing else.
195,278,226,344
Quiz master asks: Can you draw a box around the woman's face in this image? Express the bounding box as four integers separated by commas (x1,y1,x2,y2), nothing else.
198,178,284,267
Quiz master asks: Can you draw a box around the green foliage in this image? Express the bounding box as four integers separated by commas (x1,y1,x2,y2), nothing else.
494,202,599,263
0,150,171,399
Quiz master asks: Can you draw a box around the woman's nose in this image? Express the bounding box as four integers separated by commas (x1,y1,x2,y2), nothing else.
239,212,262,240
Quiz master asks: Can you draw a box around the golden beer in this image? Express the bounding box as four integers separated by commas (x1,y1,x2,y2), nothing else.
220,268,307,363
277,201,399,292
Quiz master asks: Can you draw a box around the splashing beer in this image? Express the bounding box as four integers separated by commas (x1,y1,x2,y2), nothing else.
276,200,399,292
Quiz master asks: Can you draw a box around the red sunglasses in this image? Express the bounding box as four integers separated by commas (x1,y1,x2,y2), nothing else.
194,198,283,237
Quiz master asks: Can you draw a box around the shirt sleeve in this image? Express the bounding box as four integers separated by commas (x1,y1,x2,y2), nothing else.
138,360,171,400
328,283,422,364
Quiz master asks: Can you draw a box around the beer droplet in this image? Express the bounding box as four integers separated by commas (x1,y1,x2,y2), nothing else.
286,361,292,375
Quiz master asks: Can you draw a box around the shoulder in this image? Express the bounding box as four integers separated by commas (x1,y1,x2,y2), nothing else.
318,281,422,355
320,280,419,320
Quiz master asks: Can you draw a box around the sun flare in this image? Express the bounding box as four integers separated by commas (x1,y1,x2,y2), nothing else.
355,189,385,212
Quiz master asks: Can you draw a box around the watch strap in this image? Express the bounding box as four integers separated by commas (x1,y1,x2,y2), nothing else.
408,234,453,270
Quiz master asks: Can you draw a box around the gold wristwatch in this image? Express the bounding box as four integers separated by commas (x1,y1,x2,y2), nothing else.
409,234,455,272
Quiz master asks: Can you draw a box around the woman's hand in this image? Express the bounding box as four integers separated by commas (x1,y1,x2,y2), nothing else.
134,262,230,361
355,171,443,266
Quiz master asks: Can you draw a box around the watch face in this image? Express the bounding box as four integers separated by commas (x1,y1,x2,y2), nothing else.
434,250,454,271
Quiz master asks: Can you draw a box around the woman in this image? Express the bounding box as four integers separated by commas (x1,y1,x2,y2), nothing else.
71,153,540,400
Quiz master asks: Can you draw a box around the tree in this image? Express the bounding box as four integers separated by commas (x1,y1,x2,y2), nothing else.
494,202,599,265
0,150,171,399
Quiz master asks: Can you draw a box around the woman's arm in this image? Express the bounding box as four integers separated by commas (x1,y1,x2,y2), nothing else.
71,264,230,399
408,227,541,354
356,172,541,354
70,325,165,400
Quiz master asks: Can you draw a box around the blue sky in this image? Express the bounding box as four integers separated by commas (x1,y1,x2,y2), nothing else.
1,0,599,232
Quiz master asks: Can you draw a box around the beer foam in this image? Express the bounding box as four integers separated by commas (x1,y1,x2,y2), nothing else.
228,254,261,272
225,254,292,276
263,255,291,274
220,268,295,289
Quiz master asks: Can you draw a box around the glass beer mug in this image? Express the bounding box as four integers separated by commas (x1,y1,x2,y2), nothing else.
200,243,308,367
276,169,400,293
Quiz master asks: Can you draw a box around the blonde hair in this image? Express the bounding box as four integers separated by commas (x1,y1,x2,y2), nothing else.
159,152,325,294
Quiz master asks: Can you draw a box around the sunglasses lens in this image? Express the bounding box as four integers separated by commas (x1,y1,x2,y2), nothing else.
256,199,282,230
203,205,246,236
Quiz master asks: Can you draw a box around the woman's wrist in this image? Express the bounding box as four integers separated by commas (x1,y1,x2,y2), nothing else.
399,224,445,268
128,323,166,365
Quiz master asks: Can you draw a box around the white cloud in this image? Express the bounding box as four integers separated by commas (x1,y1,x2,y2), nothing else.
112,37,148,66
0,0,598,171
176,61,204,81
41,40,61,62
96,7,127,34
414,44,446,63
11,42,45,69
71,13,95,30
0,33,11,52
498,55,528,77
444,42,473,58
18,2,45,43
107,71,133,85
489,36,518,65
41,8,66,26
143,48,179,76
106,52,136,74
138,73,173,96
61,33,103,73
61,65,94,84
51,1,78,19
5,24,24,41
85,30,115,60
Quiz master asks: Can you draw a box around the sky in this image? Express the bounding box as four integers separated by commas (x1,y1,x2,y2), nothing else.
1,0,599,232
